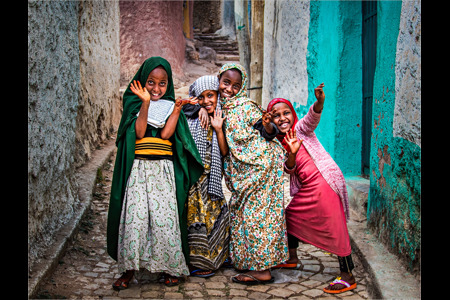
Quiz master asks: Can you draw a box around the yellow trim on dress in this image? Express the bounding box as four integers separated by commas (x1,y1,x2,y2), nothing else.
135,137,173,156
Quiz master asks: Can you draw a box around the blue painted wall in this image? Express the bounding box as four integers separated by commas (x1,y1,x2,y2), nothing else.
297,1,362,176
368,1,420,273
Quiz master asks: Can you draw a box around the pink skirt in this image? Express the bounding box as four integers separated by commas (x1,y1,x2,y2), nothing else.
285,146,351,257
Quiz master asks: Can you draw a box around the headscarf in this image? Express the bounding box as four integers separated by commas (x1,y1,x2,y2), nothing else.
218,63,253,110
107,57,204,262
186,75,224,201
188,75,219,98
267,98,299,153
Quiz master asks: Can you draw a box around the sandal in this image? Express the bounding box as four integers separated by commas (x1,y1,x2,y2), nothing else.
271,262,302,270
323,277,357,294
190,269,215,278
112,271,134,290
231,273,275,285
163,274,181,286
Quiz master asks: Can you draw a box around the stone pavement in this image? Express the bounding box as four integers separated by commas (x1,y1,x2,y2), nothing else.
35,149,373,299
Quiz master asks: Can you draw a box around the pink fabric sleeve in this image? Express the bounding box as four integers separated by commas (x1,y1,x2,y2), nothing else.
295,104,322,136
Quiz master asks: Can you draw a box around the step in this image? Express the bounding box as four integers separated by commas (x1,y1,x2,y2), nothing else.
194,34,232,41
345,176,369,220
216,54,240,61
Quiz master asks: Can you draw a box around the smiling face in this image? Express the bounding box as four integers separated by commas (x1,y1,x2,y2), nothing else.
145,66,168,101
197,90,218,114
218,69,242,99
271,102,295,134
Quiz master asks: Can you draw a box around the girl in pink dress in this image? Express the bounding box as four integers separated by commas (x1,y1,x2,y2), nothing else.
267,83,357,294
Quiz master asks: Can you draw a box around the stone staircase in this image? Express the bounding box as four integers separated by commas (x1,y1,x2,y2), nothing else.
194,32,240,66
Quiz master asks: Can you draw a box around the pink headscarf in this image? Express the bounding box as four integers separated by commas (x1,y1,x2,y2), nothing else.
267,98,298,153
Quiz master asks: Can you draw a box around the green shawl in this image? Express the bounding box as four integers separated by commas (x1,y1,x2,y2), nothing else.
106,57,204,263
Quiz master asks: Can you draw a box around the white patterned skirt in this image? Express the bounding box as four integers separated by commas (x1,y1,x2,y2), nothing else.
117,159,189,277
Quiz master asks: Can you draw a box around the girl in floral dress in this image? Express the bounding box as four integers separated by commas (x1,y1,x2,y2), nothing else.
218,63,289,285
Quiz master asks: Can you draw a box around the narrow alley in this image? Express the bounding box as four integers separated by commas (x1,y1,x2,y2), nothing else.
36,148,372,300
29,1,421,299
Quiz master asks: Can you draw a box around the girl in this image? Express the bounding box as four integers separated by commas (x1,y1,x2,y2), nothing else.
267,83,357,294
218,63,288,285
183,75,230,278
106,57,204,290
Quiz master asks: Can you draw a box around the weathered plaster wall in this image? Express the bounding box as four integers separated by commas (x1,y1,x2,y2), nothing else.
76,0,121,166
368,1,421,274
119,0,187,87
264,1,361,175
262,0,310,109
215,0,236,39
28,0,120,271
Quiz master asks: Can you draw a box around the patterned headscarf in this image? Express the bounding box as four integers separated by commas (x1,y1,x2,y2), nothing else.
186,75,224,201
218,63,251,109
188,75,219,98
267,98,299,153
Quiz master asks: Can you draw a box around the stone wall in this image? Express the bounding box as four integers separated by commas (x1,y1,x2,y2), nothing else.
193,0,222,34
119,0,187,88
28,0,120,271
368,1,421,274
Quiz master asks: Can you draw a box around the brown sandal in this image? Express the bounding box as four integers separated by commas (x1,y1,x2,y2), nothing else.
112,271,134,290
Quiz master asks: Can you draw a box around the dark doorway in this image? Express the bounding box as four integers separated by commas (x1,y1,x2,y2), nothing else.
361,0,377,176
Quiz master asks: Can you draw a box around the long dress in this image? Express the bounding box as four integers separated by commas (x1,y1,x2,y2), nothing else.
285,146,351,256
186,126,230,270
117,126,191,276
223,98,288,271
284,104,351,257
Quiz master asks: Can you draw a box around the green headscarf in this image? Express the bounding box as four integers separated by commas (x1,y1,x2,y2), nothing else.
106,57,204,262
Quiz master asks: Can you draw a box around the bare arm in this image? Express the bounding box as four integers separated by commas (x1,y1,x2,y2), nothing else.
129,80,151,139
161,97,198,140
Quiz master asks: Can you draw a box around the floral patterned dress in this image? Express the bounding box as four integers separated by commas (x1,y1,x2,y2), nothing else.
219,63,289,271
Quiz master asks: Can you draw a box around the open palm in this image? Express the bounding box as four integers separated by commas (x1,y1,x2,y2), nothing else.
284,128,302,154
130,80,150,103
210,108,226,131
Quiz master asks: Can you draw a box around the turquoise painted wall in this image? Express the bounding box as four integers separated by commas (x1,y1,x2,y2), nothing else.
297,1,362,175
368,1,421,274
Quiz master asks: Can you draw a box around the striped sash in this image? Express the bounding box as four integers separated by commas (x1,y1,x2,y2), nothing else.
135,137,173,156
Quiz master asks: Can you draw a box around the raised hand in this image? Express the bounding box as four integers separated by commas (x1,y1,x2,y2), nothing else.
261,109,273,127
130,80,150,103
210,108,226,131
314,83,325,104
175,96,198,108
283,127,302,154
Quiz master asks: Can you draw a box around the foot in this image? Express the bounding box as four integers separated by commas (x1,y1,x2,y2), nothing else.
323,272,356,294
163,273,181,286
233,270,272,283
189,265,215,277
112,270,135,290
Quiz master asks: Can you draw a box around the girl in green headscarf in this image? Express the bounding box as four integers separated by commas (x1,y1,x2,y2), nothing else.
107,57,203,289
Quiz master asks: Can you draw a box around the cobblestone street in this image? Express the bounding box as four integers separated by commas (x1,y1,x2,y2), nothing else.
36,150,371,299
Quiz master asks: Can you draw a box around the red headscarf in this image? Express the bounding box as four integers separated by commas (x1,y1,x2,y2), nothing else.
267,98,299,153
